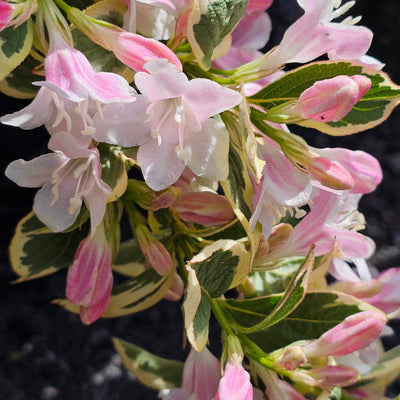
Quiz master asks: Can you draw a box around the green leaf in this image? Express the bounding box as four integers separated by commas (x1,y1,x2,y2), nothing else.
104,269,175,317
221,291,376,353
187,0,249,69
112,338,184,390
0,54,42,99
112,239,147,277
0,20,33,81
10,212,89,281
98,144,128,201
238,248,314,333
251,61,400,135
183,266,211,352
189,239,251,297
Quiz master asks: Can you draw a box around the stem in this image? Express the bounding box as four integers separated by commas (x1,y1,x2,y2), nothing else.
210,298,235,336
121,196,147,227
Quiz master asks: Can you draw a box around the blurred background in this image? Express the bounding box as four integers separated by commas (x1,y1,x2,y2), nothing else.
1,0,399,398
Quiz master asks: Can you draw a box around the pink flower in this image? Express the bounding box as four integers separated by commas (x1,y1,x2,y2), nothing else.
5,133,111,233
250,137,312,239
165,347,220,400
292,75,371,122
303,311,386,358
1,31,137,149
246,0,273,14
268,0,373,66
214,362,252,400
66,223,113,324
0,0,13,31
94,59,242,190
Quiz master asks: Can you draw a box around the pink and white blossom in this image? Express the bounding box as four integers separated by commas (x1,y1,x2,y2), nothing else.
0,0,13,31
66,223,113,324
0,31,137,149
94,59,242,190
5,133,111,233
164,347,220,400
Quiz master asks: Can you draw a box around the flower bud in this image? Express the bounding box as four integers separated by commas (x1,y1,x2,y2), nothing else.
173,192,235,227
0,1,13,31
135,224,174,275
214,362,252,400
66,224,113,324
309,365,360,387
303,311,387,358
292,75,371,122
164,273,184,301
277,346,306,371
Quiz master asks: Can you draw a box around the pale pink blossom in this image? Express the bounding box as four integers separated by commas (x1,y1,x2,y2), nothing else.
94,59,242,190
0,31,137,149
66,223,113,324
5,133,111,233
262,188,376,261
165,347,220,400
312,148,382,194
250,137,312,239
214,362,252,400
267,0,373,67
292,75,371,122
303,311,386,358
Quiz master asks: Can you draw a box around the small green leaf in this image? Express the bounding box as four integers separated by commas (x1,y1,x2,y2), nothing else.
112,338,184,390
238,248,314,333
10,212,89,281
187,0,249,69
0,20,33,81
104,269,175,317
0,54,42,99
221,291,376,353
112,239,147,277
98,144,128,201
183,266,211,351
251,61,400,135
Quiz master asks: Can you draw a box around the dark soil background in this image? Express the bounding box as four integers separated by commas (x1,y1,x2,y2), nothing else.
1,1,400,399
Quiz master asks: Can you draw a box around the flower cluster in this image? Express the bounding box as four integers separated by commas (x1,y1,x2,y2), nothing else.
2,0,400,398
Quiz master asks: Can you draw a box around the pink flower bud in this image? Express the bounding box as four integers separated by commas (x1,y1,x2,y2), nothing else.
66,226,113,324
214,362,253,400
278,346,306,371
306,156,354,190
173,192,235,227
0,1,13,31
303,311,386,358
309,365,360,387
293,75,371,122
164,273,184,301
135,224,174,275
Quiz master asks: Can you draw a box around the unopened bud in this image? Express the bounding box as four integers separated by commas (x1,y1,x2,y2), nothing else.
277,346,306,371
164,273,184,301
292,75,371,122
135,224,174,275
303,311,386,358
309,365,360,387
173,192,235,227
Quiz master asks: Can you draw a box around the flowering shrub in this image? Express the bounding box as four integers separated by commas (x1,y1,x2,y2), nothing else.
1,0,400,398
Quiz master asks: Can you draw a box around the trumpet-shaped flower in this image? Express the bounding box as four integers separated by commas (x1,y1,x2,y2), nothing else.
164,347,220,400
5,132,111,233
263,0,373,69
66,222,113,324
93,59,242,190
0,30,137,148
